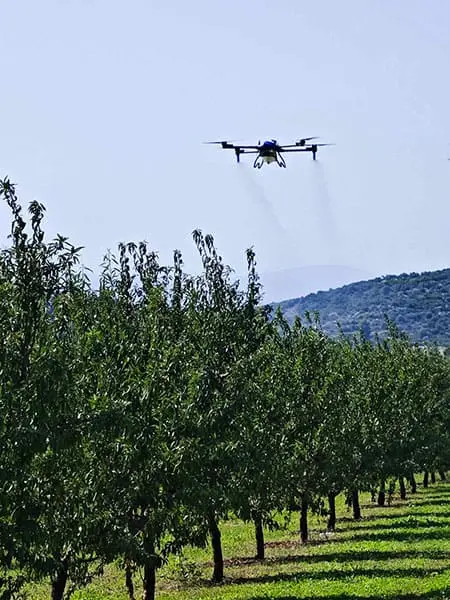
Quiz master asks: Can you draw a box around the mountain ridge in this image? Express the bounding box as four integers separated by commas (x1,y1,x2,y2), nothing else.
259,264,375,303
275,267,450,347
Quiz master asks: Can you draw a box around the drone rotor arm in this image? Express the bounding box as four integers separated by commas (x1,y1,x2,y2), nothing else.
231,145,261,150
278,147,312,153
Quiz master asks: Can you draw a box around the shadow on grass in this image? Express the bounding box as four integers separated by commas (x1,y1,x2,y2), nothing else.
349,528,450,543
361,501,409,510
407,483,449,492
407,510,450,518
229,565,449,586
248,592,449,600
272,548,450,565
421,492,450,500
339,518,450,533
339,512,410,523
340,510,450,526
410,499,450,507
218,548,450,570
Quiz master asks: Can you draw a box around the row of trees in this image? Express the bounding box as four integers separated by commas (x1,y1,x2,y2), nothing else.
1,178,449,600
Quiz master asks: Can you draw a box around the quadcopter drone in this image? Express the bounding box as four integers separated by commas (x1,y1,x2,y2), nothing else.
206,137,333,168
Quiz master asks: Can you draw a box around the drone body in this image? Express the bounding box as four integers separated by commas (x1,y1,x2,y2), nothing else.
206,138,333,168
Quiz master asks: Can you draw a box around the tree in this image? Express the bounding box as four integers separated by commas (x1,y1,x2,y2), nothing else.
0,178,98,600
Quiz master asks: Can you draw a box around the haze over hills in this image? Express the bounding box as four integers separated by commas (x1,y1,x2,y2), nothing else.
259,265,375,304
274,268,450,347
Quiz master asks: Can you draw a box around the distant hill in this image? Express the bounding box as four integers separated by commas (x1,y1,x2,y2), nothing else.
259,264,375,303
275,268,450,347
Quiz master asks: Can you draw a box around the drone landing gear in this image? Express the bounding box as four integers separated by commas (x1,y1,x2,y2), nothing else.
277,154,287,168
252,153,286,169
253,156,264,169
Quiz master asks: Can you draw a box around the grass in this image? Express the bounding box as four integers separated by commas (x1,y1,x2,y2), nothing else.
32,480,450,599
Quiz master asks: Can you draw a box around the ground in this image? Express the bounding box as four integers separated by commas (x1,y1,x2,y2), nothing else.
31,480,450,599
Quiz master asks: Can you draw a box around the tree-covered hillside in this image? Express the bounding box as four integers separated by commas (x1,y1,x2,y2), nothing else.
276,268,450,346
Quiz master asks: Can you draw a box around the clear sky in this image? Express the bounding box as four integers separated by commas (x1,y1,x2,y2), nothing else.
1,1,449,299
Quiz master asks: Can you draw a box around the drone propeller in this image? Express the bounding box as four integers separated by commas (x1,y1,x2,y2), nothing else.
296,136,319,146
204,140,239,145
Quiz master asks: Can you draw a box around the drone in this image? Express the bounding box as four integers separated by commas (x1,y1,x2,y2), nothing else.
206,137,333,168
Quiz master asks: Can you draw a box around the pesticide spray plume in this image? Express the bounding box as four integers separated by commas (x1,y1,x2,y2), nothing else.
237,162,288,239
309,159,339,265
236,162,307,276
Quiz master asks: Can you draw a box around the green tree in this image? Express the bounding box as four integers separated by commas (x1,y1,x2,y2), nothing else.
0,178,97,600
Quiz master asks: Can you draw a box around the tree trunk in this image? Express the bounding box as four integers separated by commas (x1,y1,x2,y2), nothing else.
300,494,308,544
51,559,68,600
430,472,436,484
439,470,447,481
254,514,265,560
377,480,386,506
352,489,361,520
399,476,406,500
423,471,429,488
345,491,353,509
125,559,135,600
142,560,156,600
208,512,224,583
327,493,336,531
141,537,157,600
409,473,417,493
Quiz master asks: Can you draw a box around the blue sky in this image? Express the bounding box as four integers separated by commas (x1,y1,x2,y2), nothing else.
1,1,449,299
